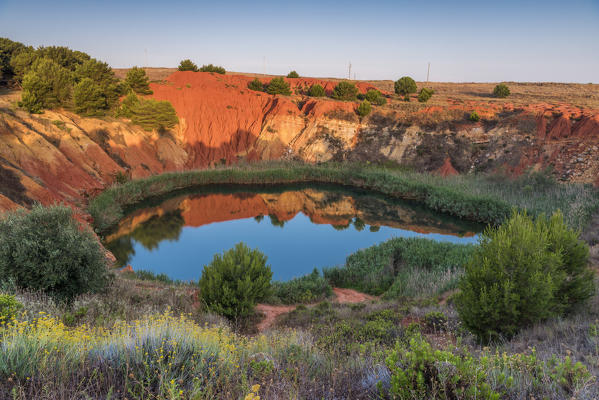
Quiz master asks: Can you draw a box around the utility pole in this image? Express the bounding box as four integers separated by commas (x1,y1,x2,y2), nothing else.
348,62,352,80
144,48,148,69
426,62,431,83
263,56,266,75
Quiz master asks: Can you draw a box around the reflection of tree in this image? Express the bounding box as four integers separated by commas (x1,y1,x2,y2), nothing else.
353,217,365,231
269,214,285,228
131,211,185,250
105,237,135,268
332,223,350,231
254,214,264,223
369,225,380,232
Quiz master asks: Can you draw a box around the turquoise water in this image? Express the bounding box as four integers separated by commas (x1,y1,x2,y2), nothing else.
105,185,481,282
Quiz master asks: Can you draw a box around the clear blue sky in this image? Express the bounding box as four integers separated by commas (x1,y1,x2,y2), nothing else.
1,0,598,82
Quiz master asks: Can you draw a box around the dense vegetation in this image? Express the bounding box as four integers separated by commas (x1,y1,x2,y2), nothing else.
356,100,372,117
199,243,272,319
361,89,386,105
268,268,332,304
493,83,511,98
418,87,434,103
265,77,291,95
307,83,326,97
125,66,153,95
0,205,110,302
332,81,358,100
116,92,178,131
394,76,417,100
457,211,594,341
247,77,264,91
199,63,226,74
286,70,299,78
178,59,199,72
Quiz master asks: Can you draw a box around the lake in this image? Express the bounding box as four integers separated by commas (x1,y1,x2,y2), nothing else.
104,184,482,282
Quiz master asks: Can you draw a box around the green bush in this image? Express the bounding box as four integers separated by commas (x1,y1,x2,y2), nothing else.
0,205,111,302
199,243,272,319
493,83,510,98
0,294,22,324
423,311,447,332
73,59,121,109
356,100,372,117
456,211,594,341
266,77,291,95
125,66,152,95
332,81,358,101
469,111,480,122
117,92,178,131
307,84,326,97
19,58,72,113
199,64,226,74
286,70,299,78
178,59,199,72
385,335,500,399
418,87,434,103
73,78,107,116
394,76,417,98
0,37,27,79
363,89,386,105
247,78,264,91
269,268,332,304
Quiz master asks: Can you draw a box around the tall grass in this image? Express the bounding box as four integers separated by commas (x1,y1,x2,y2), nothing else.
89,162,599,233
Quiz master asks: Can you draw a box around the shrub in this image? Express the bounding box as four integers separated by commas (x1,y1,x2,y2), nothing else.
178,59,199,72
394,76,417,98
469,111,480,122
364,89,386,105
269,268,332,304
493,83,510,98
199,242,272,319
117,92,178,131
456,211,594,341
0,294,22,324
286,70,299,78
19,58,72,112
266,77,291,95
0,37,27,78
125,66,152,95
247,78,264,91
385,335,499,399
0,205,111,302
199,64,226,74
307,84,326,97
356,100,372,117
332,81,358,101
73,58,121,110
423,311,447,332
73,78,107,116
417,87,434,103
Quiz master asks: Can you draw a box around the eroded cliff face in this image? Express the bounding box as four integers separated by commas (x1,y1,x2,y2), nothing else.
1,71,598,213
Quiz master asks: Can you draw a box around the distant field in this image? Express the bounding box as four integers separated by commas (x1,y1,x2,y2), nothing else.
112,67,599,109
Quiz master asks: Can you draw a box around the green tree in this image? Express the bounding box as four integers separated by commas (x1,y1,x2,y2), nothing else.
332,81,358,101
364,89,386,105
307,84,326,97
469,111,480,122
199,64,226,74
36,46,90,71
247,78,264,91
418,87,434,103
178,59,199,72
286,70,299,78
199,243,272,319
266,77,291,95
356,100,372,117
0,37,27,79
394,76,417,100
9,48,37,83
125,66,153,95
493,83,510,98
456,211,594,341
19,58,72,112
74,59,121,110
73,78,107,116
0,205,111,302
117,92,178,131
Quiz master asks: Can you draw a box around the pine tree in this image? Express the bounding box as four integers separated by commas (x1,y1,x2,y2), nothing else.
125,66,152,95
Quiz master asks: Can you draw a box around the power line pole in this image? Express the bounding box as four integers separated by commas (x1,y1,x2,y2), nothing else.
348,62,352,80
144,48,148,68
263,56,266,75
426,62,431,83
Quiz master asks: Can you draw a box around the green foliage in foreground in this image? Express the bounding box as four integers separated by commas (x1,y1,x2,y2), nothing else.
19,57,72,113
199,243,272,319
178,59,199,72
269,268,332,305
469,111,481,122
0,294,22,324
394,76,417,97
88,162,599,234
266,77,292,95
418,87,434,103
247,77,264,91
493,83,510,98
307,83,326,97
457,211,595,341
325,237,475,297
332,81,358,101
117,92,178,131
125,66,152,95
362,89,386,105
0,205,111,302
357,100,372,117
199,64,226,74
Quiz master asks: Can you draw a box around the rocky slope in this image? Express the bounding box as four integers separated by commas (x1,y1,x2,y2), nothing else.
1,72,598,213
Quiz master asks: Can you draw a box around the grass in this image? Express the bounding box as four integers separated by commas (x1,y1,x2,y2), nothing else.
88,161,599,233
267,268,332,305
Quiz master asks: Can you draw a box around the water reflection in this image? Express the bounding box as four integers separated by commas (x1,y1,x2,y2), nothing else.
105,185,482,281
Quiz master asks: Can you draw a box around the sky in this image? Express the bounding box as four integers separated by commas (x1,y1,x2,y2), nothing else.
1,0,598,82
